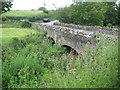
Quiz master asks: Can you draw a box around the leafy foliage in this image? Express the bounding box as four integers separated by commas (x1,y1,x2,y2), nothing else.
38,7,49,14
69,2,109,26
2,32,66,88
38,7,46,11
1,0,13,14
2,28,119,88
104,2,119,26
49,2,119,26
21,20,32,28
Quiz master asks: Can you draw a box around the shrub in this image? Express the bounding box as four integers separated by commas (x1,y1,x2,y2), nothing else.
43,10,49,14
2,29,118,88
2,32,66,88
29,17,37,22
21,20,32,28
2,17,8,21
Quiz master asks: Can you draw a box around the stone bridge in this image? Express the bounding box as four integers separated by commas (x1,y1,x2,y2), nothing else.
31,21,116,52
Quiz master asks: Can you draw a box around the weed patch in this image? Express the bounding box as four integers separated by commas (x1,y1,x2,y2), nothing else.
2,29,119,88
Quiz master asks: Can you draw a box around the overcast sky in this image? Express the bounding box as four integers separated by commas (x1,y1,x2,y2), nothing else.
11,0,120,10
11,0,74,10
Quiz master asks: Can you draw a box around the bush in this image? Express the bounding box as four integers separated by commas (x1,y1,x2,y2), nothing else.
2,32,66,88
21,20,32,28
2,17,8,21
43,10,49,14
29,17,37,22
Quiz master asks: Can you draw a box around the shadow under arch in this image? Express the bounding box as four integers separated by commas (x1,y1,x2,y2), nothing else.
61,45,78,55
48,37,55,45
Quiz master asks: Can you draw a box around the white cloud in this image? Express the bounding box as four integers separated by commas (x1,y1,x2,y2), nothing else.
11,0,74,10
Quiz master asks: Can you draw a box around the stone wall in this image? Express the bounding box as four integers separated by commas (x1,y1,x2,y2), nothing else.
54,22,118,35
31,22,96,52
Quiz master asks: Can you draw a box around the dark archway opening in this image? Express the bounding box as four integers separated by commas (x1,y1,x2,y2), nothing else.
48,37,55,45
61,45,78,55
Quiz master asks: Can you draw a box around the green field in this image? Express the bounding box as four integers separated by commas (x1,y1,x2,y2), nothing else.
1,28,37,44
1,10,43,17
2,21,23,28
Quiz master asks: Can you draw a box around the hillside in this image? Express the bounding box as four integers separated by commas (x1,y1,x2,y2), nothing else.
1,10,43,17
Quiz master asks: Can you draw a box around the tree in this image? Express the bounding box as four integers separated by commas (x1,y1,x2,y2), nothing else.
38,7,46,11
69,2,109,26
54,7,71,23
1,0,13,14
104,2,119,26
38,7,49,14
116,2,120,26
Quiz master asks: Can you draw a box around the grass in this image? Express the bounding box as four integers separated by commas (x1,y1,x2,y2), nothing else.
2,29,119,88
1,21,119,88
40,33,118,88
1,28,37,44
1,10,43,17
1,20,39,44
2,21,23,28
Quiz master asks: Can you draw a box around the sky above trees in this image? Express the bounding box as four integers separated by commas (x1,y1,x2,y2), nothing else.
11,0,73,10
10,0,120,10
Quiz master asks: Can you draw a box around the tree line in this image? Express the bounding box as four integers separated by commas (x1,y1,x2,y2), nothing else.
51,2,119,27
1,1,120,27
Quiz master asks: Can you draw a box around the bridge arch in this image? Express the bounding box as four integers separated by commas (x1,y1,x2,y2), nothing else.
48,37,55,45
61,45,78,55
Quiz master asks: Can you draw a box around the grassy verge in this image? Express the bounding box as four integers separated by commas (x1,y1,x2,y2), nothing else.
1,28,37,44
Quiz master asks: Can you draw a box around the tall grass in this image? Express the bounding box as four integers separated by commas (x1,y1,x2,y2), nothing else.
2,32,66,88
2,30,118,88
40,33,118,88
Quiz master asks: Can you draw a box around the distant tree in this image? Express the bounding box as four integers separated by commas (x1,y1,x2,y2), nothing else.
43,10,49,14
38,7,46,11
53,7,71,23
38,7,49,14
31,9,34,11
1,0,13,14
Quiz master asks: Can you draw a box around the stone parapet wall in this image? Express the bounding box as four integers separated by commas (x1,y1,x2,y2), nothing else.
32,23,96,39
32,23,96,51
31,21,118,52
54,22,112,31
54,22,118,35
